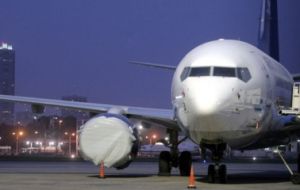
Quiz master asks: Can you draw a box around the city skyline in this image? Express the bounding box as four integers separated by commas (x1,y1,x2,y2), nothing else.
0,1,299,109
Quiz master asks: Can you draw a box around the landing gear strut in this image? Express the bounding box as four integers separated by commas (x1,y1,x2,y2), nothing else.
276,149,300,184
202,143,227,183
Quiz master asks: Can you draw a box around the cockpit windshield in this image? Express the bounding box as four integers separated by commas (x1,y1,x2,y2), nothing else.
189,67,210,77
181,66,251,82
213,67,236,77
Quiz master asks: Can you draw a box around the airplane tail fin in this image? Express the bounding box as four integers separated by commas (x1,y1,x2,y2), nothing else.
258,0,280,62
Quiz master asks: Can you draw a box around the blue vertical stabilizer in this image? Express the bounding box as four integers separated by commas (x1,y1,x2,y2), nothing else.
258,0,279,61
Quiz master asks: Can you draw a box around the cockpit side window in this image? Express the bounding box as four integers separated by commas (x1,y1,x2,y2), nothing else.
180,67,190,81
189,67,210,77
237,67,251,82
213,67,236,77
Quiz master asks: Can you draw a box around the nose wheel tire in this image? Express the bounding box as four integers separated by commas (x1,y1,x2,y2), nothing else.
158,151,172,176
208,164,215,183
207,164,227,183
218,164,227,183
179,151,192,176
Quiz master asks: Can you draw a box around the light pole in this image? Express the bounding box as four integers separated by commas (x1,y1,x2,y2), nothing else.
65,132,75,156
152,134,157,145
13,131,23,155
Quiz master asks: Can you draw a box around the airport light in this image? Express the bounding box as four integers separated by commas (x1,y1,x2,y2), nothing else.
149,134,157,145
252,156,257,161
49,141,55,146
65,132,76,156
12,131,24,155
34,131,39,135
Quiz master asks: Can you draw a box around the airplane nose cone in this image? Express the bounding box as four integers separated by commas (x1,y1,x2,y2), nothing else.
194,94,221,115
186,79,236,116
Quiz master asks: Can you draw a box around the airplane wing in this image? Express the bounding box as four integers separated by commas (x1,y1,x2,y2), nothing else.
0,94,178,129
129,61,176,70
292,73,300,81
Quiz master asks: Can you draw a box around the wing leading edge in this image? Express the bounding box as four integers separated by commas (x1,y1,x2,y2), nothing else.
0,94,178,129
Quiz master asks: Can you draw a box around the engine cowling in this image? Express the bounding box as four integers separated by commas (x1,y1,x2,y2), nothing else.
79,113,139,169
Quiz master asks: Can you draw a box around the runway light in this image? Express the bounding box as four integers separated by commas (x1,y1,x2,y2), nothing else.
252,156,257,161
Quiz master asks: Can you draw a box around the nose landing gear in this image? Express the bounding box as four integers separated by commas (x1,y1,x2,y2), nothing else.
202,142,227,183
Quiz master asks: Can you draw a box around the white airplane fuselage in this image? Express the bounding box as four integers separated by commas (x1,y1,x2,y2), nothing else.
171,39,293,149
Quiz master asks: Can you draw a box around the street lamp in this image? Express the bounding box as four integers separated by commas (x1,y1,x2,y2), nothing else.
152,134,157,145
12,131,24,155
65,132,75,156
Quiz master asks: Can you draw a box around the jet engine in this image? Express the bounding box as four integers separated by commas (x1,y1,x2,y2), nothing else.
79,113,139,169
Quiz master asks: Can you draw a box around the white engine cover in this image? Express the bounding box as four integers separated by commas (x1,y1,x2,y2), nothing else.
79,114,136,168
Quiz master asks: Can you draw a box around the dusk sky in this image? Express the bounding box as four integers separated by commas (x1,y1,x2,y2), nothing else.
0,0,299,109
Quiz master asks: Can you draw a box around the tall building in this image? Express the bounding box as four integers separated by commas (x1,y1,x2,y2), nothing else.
0,43,15,124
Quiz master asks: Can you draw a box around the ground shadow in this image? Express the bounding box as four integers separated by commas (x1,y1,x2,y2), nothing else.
197,171,291,184
88,174,153,178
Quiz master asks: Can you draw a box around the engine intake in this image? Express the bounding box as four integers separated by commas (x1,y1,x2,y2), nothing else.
79,113,139,169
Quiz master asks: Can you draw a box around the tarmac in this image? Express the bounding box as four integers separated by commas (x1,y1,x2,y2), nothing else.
0,160,299,190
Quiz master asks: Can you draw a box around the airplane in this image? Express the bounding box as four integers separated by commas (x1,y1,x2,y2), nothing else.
0,0,300,184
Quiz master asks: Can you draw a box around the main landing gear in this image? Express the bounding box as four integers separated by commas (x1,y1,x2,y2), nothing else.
158,129,192,176
202,143,227,183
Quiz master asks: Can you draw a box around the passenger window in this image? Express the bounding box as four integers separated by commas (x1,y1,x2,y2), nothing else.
213,67,236,77
189,67,210,77
180,67,190,81
237,68,251,82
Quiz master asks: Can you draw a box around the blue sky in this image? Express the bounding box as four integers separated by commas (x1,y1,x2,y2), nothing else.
0,0,299,109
